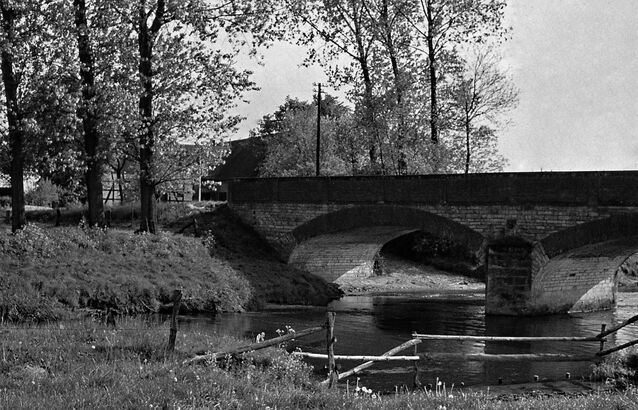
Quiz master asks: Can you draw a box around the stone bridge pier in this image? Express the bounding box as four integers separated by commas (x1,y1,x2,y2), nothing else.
225,172,638,315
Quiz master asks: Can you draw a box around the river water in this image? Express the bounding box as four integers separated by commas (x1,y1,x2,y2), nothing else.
183,291,638,391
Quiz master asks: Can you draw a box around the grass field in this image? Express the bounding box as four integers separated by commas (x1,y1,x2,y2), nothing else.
2,317,637,410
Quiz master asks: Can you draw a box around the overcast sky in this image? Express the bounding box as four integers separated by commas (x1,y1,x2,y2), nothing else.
233,0,638,172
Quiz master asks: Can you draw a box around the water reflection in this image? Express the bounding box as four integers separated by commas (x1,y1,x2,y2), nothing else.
182,292,638,391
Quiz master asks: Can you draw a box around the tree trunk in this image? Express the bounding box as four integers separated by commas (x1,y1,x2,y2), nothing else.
74,0,104,227
116,159,125,204
137,0,165,233
381,0,406,174
425,0,439,145
352,2,383,173
465,117,471,174
0,3,25,232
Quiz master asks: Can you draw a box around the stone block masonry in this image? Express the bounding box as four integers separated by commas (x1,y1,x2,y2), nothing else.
226,172,638,315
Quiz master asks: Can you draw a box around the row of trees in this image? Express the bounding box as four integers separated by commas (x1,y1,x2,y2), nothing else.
0,0,517,234
0,0,282,232
256,0,517,176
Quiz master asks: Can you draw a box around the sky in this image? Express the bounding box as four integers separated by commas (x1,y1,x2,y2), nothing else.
232,0,638,172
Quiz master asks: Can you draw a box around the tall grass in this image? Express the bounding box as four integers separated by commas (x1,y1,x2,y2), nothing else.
0,223,254,322
2,203,341,321
592,346,638,389
1,318,637,409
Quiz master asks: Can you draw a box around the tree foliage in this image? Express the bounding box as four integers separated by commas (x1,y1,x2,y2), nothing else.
275,0,514,176
0,0,282,233
256,95,355,176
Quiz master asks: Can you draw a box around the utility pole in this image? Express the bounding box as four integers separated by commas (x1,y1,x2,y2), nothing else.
316,83,321,177
197,154,202,202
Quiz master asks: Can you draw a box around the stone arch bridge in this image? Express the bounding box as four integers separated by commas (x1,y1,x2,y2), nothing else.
225,172,638,315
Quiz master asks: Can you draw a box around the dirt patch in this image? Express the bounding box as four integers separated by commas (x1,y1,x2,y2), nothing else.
338,254,485,295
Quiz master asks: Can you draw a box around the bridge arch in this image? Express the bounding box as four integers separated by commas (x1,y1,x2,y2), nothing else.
497,215,638,315
288,205,485,283
540,213,638,257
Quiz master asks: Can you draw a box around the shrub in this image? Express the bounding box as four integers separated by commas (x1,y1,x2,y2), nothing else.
25,179,60,207
592,346,638,389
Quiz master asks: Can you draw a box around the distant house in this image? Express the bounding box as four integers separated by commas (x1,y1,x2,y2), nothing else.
103,145,205,206
203,137,267,200
0,188,10,208
0,175,10,207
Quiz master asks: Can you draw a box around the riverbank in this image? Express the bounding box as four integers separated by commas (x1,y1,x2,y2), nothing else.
1,317,636,409
338,254,484,296
0,203,340,322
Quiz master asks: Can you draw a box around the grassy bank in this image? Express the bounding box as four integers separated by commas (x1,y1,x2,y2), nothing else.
0,203,340,322
1,318,637,409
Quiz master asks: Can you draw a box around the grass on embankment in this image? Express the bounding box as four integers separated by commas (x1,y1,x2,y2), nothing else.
164,204,343,307
0,203,340,322
2,317,638,410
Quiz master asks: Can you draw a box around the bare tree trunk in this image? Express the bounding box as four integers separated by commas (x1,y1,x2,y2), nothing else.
137,0,165,233
116,159,125,204
380,0,406,174
465,118,471,174
425,0,439,145
0,2,25,232
352,2,383,173
74,0,104,227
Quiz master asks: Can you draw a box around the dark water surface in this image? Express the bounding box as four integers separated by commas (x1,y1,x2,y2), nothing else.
182,291,638,391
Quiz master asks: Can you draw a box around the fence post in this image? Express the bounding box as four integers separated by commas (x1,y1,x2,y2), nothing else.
599,324,606,352
167,290,182,352
192,216,199,236
326,311,338,388
413,334,422,390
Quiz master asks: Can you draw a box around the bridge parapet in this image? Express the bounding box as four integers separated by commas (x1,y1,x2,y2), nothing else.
228,171,638,207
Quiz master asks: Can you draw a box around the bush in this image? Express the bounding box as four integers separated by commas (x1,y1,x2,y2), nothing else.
592,346,638,389
25,179,60,207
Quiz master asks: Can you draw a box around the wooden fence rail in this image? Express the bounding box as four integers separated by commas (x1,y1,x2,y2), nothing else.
597,314,638,338
295,352,598,363
184,325,325,365
411,334,602,342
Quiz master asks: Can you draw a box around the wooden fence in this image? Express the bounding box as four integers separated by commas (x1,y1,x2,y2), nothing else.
184,310,638,389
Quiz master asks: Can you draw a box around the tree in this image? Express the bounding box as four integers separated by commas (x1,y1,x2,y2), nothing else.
0,0,24,232
397,0,508,146
256,95,353,177
118,0,281,232
285,0,385,171
74,0,104,226
452,48,517,173
363,0,418,174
